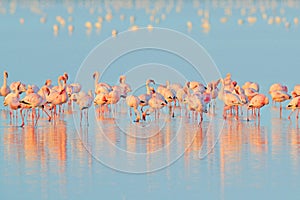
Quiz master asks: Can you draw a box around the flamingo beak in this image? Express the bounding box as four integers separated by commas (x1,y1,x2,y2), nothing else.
4,72,8,78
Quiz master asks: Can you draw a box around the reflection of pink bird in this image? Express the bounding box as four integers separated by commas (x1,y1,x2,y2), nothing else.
0,71,10,97
247,94,269,121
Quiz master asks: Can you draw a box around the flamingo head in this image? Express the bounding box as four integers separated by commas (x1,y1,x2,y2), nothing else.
146,79,155,85
63,72,69,81
4,71,8,78
264,97,269,105
119,75,126,83
45,79,52,86
45,87,51,96
232,81,237,87
93,71,99,79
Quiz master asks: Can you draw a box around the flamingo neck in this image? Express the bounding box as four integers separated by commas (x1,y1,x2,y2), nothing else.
218,81,225,100
3,74,7,86
95,72,99,88
146,82,150,95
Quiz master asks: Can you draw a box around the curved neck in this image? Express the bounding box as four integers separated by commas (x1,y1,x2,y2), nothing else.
3,74,7,86
95,72,99,88
146,81,150,95
218,80,224,100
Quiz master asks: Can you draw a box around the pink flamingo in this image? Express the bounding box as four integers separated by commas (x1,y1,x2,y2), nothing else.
138,79,155,112
126,95,141,122
247,94,269,121
47,76,68,117
286,96,300,120
218,79,243,119
19,86,51,127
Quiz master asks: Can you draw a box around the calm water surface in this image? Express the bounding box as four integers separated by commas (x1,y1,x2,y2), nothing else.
1,1,300,199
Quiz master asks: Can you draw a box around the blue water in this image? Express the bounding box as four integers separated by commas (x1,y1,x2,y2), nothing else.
1,1,300,199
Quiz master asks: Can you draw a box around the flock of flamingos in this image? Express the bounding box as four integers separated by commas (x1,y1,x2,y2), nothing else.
0,70,299,127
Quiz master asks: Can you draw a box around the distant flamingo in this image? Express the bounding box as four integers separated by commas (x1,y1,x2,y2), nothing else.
0,71,10,97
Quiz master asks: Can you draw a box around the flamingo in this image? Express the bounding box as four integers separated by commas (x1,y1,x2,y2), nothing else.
183,90,208,124
3,82,22,121
218,79,243,119
187,81,206,94
93,71,112,94
157,81,176,117
270,89,291,118
94,92,108,117
19,86,51,127
232,85,248,116
126,95,141,122
269,83,288,106
291,84,300,98
71,90,93,125
286,96,300,120
47,76,68,116
45,79,53,88
0,71,10,97
10,81,26,94
206,79,220,111
26,85,40,95
106,86,121,117
142,92,167,121
247,94,269,121
138,79,155,112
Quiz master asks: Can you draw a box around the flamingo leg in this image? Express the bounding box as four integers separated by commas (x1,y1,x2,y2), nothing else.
42,107,51,122
288,110,294,120
20,108,25,127
280,103,282,118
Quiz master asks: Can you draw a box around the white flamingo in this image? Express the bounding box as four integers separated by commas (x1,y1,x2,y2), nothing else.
71,90,93,125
